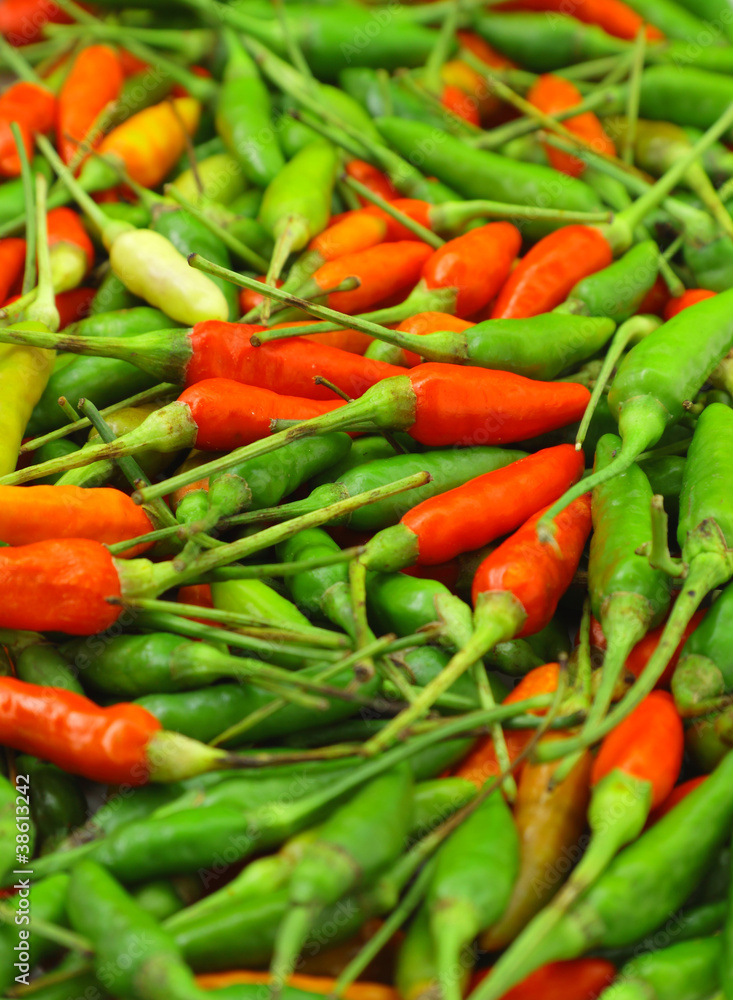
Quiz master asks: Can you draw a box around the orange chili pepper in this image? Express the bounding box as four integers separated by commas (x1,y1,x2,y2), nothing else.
0,81,56,177
195,970,398,1000
664,287,717,320
528,74,616,177
496,0,664,40
308,241,434,314
393,310,475,367
441,83,481,126
56,45,124,166
345,159,399,203
0,0,72,46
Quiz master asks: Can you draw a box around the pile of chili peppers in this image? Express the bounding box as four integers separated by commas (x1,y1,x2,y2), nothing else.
4,0,733,997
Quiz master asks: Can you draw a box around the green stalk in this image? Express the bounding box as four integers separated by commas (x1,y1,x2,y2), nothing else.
10,122,37,295
27,175,59,331
621,29,646,165
0,34,41,83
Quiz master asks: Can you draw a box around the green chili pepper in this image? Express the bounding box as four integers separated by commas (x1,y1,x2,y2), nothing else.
15,755,86,855
0,873,70,995
237,447,528,533
194,2,443,80
152,208,240,320
375,117,604,238
470,741,733,1000
0,156,51,230
567,241,661,322
599,899,728,966
409,778,478,844
539,289,733,536
132,879,198,922
258,139,339,291
673,578,733,714
639,65,733,136
277,528,356,636
170,152,247,208
190,433,352,530
215,29,285,188
310,434,416,489
473,13,629,72
599,936,722,1000
30,438,81,484
135,658,381,745
585,434,672,727
340,67,452,131
27,308,180,436
367,313,617,380
397,905,441,1000
96,200,152,232
14,641,85,694
211,578,314,631
228,188,264,220
428,790,520,1000
67,859,210,1000
270,764,414,988
89,269,143,315
674,0,733,40
642,456,686,516
176,136,226,176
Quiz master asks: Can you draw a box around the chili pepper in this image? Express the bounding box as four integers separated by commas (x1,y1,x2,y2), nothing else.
584,434,672,734
567,240,660,323
54,286,96,329
352,311,616,378
427,791,520,1000
364,312,473,369
13,637,85,693
311,434,414,488
469,715,733,1000
673,578,733,713
196,1,442,79
30,437,81,484
340,68,456,134
589,607,705,687
26,307,180,436
0,483,154,552
0,80,55,177
16,753,86,854
56,44,123,166
0,0,72,43
270,765,414,990
170,152,247,209
90,268,142,314
133,879,193,922
601,937,722,1000
277,528,356,636
10,359,590,489
0,324,56,477
0,675,250,785
397,905,441,1000
664,287,716,319
247,446,528,535
37,137,231,327
375,118,604,235
538,288,733,535
621,0,712,39
366,570,470,643
211,577,315,633
496,0,664,39
453,663,561,788
480,743,593,952
67,859,211,1000
358,445,585,572
648,776,707,824
0,237,25,304
41,206,95,294
345,159,401,202
528,74,616,177
483,959,616,1000
275,321,375,357
215,29,284,188
196,972,396,1000
0,156,50,230
0,872,70,995
258,139,339,294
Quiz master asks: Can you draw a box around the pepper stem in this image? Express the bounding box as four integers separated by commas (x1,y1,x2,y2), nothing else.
639,495,687,577
575,315,661,448
10,122,37,295
145,731,252,781
26,174,60,331
361,590,526,756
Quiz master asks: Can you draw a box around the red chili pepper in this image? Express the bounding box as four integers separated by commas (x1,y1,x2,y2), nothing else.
441,83,481,126
0,81,56,177
0,538,123,635
491,226,614,319
0,0,72,45
456,30,516,69
636,273,670,317
527,74,616,177
664,287,717,320
647,775,707,825
387,444,584,566
306,241,434,315
55,287,96,329
308,199,432,264
470,958,616,999
454,662,560,788
589,609,707,688
591,691,684,809
393,311,475,368
422,222,521,317
184,324,403,399
56,44,124,165
472,494,592,636
177,583,219,628
0,238,25,305
0,677,162,784
344,159,399,203
0,485,154,555
496,0,664,40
